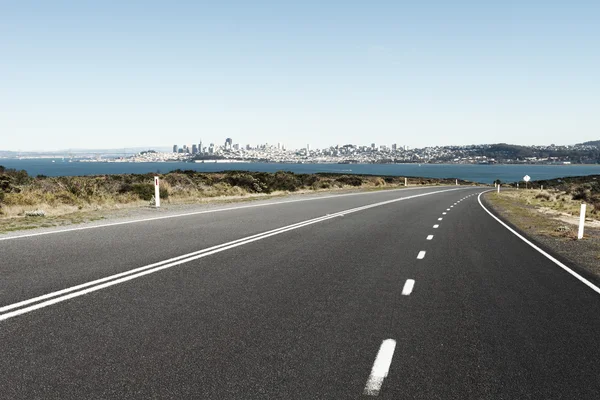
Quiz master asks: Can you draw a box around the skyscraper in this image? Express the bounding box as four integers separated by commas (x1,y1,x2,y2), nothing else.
225,138,233,150
192,144,198,154
173,144,178,153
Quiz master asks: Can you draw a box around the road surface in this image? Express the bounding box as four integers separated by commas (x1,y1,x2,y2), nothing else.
2,186,600,399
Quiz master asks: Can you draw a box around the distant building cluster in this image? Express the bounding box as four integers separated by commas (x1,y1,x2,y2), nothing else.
120,138,600,165
173,138,290,157
8,139,598,165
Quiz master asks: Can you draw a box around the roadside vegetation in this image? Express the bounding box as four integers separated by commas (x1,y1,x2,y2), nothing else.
493,175,600,219
0,166,469,230
485,175,600,278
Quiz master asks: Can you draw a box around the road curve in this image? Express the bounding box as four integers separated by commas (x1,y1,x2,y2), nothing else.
2,186,600,399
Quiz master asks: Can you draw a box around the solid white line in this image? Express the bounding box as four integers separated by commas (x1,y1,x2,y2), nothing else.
363,339,397,396
433,224,439,228
477,192,600,296
0,186,437,242
417,251,426,259
438,217,443,221
426,235,433,240
0,213,338,313
0,187,467,321
402,279,415,295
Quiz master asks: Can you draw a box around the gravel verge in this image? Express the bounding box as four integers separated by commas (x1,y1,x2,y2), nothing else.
483,190,600,281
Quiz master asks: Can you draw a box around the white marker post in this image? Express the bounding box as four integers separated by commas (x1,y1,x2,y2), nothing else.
494,182,497,188
456,179,458,186
497,184,500,193
578,203,586,239
404,177,407,186
154,176,161,208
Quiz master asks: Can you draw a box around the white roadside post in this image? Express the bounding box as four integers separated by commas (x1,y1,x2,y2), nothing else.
154,176,161,208
497,184,500,193
405,177,407,186
578,203,586,239
455,179,458,186
494,182,497,188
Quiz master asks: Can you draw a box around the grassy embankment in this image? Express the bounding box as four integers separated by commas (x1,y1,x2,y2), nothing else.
486,175,600,232
484,175,600,276
0,166,470,233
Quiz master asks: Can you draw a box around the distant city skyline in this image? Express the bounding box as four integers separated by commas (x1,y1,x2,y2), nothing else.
3,137,598,156
2,1,599,151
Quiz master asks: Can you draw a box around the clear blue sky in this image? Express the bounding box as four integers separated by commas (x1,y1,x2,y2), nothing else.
2,0,599,151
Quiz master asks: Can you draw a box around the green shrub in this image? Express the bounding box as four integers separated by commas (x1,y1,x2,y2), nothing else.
225,173,268,193
0,176,12,193
535,192,551,201
121,183,155,201
159,187,169,199
572,187,592,202
269,172,303,192
335,175,363,186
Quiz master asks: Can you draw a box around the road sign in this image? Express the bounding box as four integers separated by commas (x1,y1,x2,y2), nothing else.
523,175,531,182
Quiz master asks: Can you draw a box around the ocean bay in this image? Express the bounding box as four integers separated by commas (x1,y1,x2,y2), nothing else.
1,159,598,184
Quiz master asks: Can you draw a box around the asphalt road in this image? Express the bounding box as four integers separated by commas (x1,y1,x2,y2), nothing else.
2,185,600,399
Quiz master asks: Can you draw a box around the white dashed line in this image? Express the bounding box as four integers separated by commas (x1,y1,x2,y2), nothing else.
442,212,447,215
0,188,469,322
0,186,443,243
426,235,434,240
364,339,397,396
433,224,439,228
402,279,415,295
417,251,426,259
438,218,443,221
446,208,451,211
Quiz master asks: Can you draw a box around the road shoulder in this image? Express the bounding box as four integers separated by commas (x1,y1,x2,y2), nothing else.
483,190,600,284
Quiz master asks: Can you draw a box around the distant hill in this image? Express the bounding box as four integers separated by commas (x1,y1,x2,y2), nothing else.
459,143,599,163
579,140,600,147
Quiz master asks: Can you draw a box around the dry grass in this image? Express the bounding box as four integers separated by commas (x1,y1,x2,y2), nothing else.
485,189,600,278
0,168,471,234
485,189,600,240
486,191,572,237
493,188,598,221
